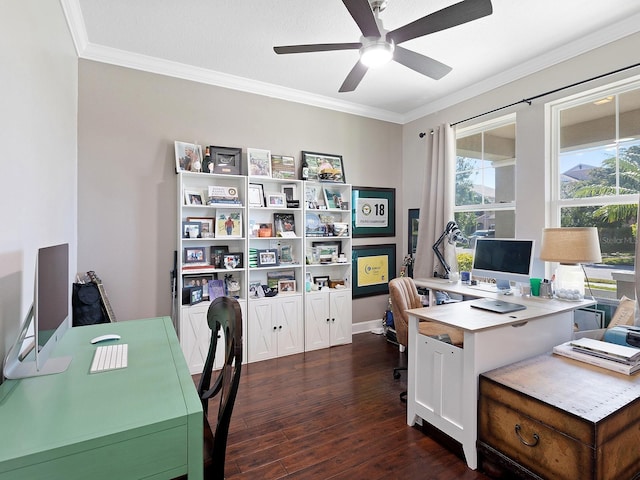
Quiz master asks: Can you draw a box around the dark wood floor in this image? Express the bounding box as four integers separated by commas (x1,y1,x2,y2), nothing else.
206,332,492,479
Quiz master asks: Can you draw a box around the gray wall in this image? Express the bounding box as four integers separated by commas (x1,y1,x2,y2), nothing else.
0,0,78,378
401,32,640,280
77,61,402,324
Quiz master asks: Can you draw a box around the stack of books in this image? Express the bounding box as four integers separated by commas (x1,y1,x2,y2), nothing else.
553,337,640,375
207,186,242,207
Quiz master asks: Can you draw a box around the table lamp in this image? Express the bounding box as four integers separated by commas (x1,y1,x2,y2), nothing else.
539,227,602,300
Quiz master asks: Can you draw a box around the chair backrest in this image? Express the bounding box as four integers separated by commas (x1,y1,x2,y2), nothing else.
388,277,423,347
197,296,243,479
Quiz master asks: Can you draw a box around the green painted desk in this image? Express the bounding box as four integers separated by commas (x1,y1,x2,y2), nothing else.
0,317,203,480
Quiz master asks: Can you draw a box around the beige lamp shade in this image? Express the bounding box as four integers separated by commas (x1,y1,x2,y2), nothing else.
539,227,602,264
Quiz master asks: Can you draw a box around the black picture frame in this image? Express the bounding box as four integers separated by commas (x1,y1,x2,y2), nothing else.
182,221,201,239
208,146,241,175
183,274,214,300
352,244,396,298
256,249,279,267
302,151,345,183
351,186,396,238
223,252,243,269
209,245,229,269
183,246,206,264
407,208,420,278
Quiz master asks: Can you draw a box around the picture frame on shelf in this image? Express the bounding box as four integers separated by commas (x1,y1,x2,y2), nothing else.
301,151,345,183
267,269,295,288
249,281,263,298
313,276,330,288
208,146,241,175
248,148,272,177
271,155,296,179
304,184,324,209
208,279,226,300
352,244,396,298
207,186,241,207
186,217,214,238
184,246,206,265
182,286,204,305
183,274,214,300
210,245,229,269
351,186,396,238
256,249,279,267
279,244,294,264
184,189,204,206
182,221,202,239
175,141,203,173
248,183,265,207
273,213,296,237
312,241,341,259
223,252,243,269
278,279,296,293
323,186,345,209
267,193,286,207
215,210,242,238
280,183,298,202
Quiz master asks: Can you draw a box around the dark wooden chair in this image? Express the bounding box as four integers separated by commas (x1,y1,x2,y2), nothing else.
176,296,243,480
389,277,463,402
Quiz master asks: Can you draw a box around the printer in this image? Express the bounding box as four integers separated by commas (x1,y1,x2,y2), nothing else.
603,326,640,348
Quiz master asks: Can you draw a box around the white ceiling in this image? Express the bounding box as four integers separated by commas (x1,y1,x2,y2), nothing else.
65,0,640,124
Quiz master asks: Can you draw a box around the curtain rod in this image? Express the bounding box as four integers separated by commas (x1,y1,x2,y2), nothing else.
418,61,640,137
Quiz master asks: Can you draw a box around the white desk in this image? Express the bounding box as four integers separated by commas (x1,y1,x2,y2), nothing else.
407,278,593,470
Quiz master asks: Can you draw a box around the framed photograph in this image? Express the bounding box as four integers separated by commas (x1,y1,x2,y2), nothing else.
223,252,243,269
352,244,396,298
184,189,204,206
256,249,279,267
182,221,201,239
323,186,345,209
208,279,226,300
271,155,296,179
280,183,298,202
249,281,263,298
301,151,345,183
279,244,293,264
183,274,213,300
351,186,396,238
312,241,341,258
215,210,242,238
313,276,330,288
207,146,241,175
274,213,296,237
267,269,295,288
267,193,286,207
248,148,272,177
184,246,206,265
248,183,265,207
187,217,214,238
210,245,229,269
304,184,324,209
278,279,296,293
175,141,203,173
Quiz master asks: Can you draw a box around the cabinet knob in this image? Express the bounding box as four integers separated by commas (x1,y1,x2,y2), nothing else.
278,325,283,330
273,326,277,331
326,318,330,323
331,318,335,322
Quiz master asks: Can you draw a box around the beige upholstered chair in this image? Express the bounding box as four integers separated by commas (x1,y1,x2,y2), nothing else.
389,277,463,401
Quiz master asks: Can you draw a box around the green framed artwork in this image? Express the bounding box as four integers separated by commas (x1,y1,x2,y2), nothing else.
352,244,396,298
351,186,396,238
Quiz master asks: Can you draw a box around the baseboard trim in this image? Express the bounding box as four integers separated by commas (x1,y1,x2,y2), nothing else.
352,319,383,335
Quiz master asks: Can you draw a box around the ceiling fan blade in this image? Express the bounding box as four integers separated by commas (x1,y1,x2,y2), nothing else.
339,61,369,92
343,0,380,38
393,46,452,80
274,43,361,54
387,0,493,45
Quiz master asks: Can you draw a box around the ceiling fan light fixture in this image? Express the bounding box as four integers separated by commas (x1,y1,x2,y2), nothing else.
359,39,394,68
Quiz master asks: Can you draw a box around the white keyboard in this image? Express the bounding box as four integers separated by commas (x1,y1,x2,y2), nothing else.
90,343,128,373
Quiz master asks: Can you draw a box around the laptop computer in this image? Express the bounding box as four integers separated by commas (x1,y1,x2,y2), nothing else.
469,298,527,314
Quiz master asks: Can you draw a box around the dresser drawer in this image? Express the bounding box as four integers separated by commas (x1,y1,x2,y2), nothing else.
479,393,592,480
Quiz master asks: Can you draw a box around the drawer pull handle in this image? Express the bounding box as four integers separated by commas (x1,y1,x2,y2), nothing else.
515,424,539,447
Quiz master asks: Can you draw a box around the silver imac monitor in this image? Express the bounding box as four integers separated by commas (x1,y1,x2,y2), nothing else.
471,238,535,286
3,243,72,379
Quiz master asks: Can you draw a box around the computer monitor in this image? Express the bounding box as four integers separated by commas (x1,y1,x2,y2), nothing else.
3,243,72,379
471,238,535,286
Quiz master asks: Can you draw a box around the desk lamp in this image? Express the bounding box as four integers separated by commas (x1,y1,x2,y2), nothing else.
432,221,467,279
539,227,602,300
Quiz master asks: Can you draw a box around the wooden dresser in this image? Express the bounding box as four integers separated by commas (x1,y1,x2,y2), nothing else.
478,353,640,480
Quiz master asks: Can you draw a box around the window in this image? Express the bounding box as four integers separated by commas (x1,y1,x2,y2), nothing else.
550,79,640,300
455,115,517,245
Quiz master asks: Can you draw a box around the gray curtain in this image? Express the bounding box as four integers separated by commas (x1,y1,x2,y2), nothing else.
413,124,456,279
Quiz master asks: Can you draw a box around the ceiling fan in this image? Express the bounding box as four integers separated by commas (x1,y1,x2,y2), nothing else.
273,0,493,92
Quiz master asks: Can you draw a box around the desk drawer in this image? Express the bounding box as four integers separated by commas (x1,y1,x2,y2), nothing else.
479,393,592,480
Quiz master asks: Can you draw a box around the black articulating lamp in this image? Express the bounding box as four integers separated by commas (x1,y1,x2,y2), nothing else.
432,221,467,279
